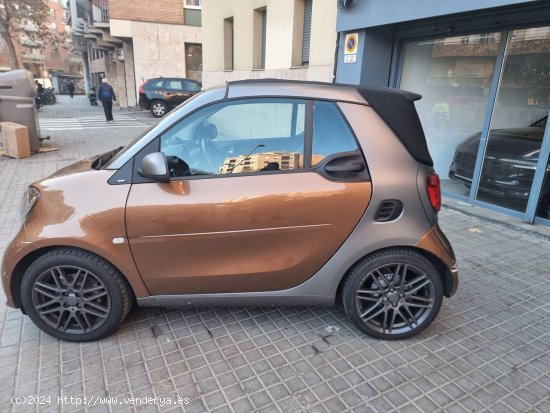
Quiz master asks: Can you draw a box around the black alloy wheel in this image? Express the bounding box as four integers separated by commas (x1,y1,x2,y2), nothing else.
342,249,443,339
21,248,131,341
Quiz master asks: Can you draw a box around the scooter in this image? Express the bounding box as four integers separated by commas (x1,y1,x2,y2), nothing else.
41,87,57,105
88,88,98,106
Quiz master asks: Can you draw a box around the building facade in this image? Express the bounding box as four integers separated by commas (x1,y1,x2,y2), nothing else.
69,0,202,107
336,0,550,226
0,0,84,92
201,0,337,88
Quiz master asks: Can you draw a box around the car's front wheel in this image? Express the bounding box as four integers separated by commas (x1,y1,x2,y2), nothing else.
150,100,167,117
342,249,443,339
21,248,131,342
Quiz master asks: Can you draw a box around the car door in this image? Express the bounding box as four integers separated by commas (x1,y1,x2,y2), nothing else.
125,98,373,295
162,79,191,108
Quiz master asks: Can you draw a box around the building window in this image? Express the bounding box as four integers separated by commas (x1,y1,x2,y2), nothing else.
184,0,201,26
224,17,234,70
292,0,312,67
253,7,267,69
183,0,202,26
185,0,201,9
301,0,312,66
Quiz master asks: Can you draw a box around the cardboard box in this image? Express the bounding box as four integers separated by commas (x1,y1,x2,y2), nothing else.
1,122,31,158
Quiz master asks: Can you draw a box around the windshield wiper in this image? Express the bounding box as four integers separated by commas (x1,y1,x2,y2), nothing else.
94,146,124,169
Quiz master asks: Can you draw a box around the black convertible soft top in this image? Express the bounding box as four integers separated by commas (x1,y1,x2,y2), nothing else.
358,87,433,167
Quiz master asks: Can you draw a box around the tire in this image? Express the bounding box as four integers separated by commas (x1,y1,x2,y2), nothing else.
342,249,443,340
150,100,167,117
20,248,132,342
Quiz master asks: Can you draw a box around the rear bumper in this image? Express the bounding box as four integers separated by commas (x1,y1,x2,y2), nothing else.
449,261,459,296
138,95,149,110
417,224,459,297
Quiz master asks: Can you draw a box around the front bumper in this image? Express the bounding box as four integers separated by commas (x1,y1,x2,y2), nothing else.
1,224,31,308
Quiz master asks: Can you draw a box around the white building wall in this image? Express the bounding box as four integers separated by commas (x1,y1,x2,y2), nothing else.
202,0,336,88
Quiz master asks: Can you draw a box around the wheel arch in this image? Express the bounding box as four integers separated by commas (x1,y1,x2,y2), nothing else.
10,246,135,312
335,245,455,304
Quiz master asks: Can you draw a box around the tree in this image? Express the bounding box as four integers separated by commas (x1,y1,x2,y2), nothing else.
0,0,51,70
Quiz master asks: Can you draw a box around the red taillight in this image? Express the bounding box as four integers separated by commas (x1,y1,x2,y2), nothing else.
138,83,144,94
427,173,441,212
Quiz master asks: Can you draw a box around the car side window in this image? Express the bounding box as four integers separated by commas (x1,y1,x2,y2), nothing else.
152,80,164,88
183,80,201,92
165,80,184,91
160,98,306,178
312,101,359,165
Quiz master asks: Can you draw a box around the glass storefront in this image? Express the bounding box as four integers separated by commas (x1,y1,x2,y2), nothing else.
537,158,550,220
400,26,550,224
400,33,502,197
477,28,550,213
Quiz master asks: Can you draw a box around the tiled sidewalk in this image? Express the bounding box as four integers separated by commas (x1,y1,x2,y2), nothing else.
0,96,548,412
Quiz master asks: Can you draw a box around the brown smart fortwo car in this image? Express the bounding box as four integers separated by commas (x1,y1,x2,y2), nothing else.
1,80,458,342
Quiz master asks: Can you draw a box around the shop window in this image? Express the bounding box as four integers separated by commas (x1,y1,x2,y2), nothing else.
400,32,502,198
477,27,550,214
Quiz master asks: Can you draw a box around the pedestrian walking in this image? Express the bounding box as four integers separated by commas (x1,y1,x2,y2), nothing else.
67,81,75,98
98,78,116,122
34,80,44,107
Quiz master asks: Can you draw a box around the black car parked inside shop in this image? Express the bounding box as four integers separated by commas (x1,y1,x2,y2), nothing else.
449,115,550,216
138,77,202,117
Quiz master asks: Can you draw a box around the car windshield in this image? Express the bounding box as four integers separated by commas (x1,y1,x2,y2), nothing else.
103,91,206,168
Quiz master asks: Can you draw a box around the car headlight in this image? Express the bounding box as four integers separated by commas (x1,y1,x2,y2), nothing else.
20,186,40,221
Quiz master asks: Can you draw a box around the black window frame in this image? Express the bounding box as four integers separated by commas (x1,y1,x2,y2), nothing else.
129,97,369,184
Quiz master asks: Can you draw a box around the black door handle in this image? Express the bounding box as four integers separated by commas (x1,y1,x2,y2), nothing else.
325,161,364,173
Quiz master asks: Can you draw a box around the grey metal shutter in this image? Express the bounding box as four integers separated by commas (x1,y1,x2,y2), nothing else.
261,10,267,69
185,43,203,82
302,0,312,65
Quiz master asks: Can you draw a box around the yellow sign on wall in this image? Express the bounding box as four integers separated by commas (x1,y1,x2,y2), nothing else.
344,33,358,55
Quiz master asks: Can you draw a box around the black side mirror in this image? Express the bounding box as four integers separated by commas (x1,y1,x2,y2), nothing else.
139,152,170,183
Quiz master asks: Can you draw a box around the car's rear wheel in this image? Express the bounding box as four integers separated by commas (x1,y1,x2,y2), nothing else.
342,249,443,339
150,100,167,117
21,248,131,342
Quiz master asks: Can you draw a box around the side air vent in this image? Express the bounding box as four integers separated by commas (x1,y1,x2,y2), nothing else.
375,200,403,222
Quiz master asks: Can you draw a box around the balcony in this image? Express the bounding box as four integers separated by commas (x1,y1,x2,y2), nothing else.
22,52,45,62
92,0,109,25
20,37,44,48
